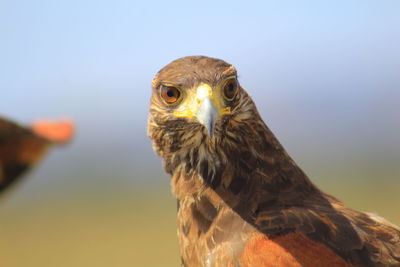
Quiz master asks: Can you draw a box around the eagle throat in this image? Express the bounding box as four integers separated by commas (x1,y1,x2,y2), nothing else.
160,116,318,203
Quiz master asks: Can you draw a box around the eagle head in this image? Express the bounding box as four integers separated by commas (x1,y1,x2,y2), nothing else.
148,56,260,183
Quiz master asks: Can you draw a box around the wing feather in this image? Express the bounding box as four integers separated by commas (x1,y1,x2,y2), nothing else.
0,117,73,193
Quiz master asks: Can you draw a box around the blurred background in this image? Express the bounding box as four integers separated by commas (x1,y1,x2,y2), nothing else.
1,0,399,266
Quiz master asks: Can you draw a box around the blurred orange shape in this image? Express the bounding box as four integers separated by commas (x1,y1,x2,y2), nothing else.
31,118,75,143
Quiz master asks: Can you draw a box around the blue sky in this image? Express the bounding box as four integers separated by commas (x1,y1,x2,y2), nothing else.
0,0,399,185
1,1,399,111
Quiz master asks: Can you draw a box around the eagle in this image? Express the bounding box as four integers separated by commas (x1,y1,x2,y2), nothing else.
0,116,73,194
148,56,400,267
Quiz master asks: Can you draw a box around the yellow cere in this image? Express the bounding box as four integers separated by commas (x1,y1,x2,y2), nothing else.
173,83,231,118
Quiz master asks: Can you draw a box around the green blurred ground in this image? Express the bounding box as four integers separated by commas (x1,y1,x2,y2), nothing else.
0,164,399,267
0,185,180,267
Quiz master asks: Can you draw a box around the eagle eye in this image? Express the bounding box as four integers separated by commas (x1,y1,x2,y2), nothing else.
222,77,238,101
160,85,182,105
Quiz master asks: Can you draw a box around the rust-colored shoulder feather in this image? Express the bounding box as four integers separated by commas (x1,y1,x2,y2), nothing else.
239,233,357,267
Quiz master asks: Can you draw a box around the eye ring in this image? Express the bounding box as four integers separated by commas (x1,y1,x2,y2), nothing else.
159,85,182,105
222,77,238,101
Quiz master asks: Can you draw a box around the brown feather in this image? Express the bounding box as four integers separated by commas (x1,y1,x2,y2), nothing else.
148,56,400,266
0,117,73,194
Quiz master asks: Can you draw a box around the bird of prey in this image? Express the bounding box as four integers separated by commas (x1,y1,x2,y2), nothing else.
148,56,400,267
0,116,74,194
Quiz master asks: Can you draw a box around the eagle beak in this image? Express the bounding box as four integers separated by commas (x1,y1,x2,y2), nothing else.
196,97,218,137
173,83,229,137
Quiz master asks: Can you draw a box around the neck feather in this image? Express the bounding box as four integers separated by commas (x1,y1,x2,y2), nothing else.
163,117,318,205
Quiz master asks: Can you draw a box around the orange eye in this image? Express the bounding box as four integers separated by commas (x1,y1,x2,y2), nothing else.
222,78,238,101
160,85,182,105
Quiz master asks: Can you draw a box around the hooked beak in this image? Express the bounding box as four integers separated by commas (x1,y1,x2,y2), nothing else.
196,97,218,137
173,83,231,137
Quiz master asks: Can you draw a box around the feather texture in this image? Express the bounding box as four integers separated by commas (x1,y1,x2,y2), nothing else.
148,56,400,266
